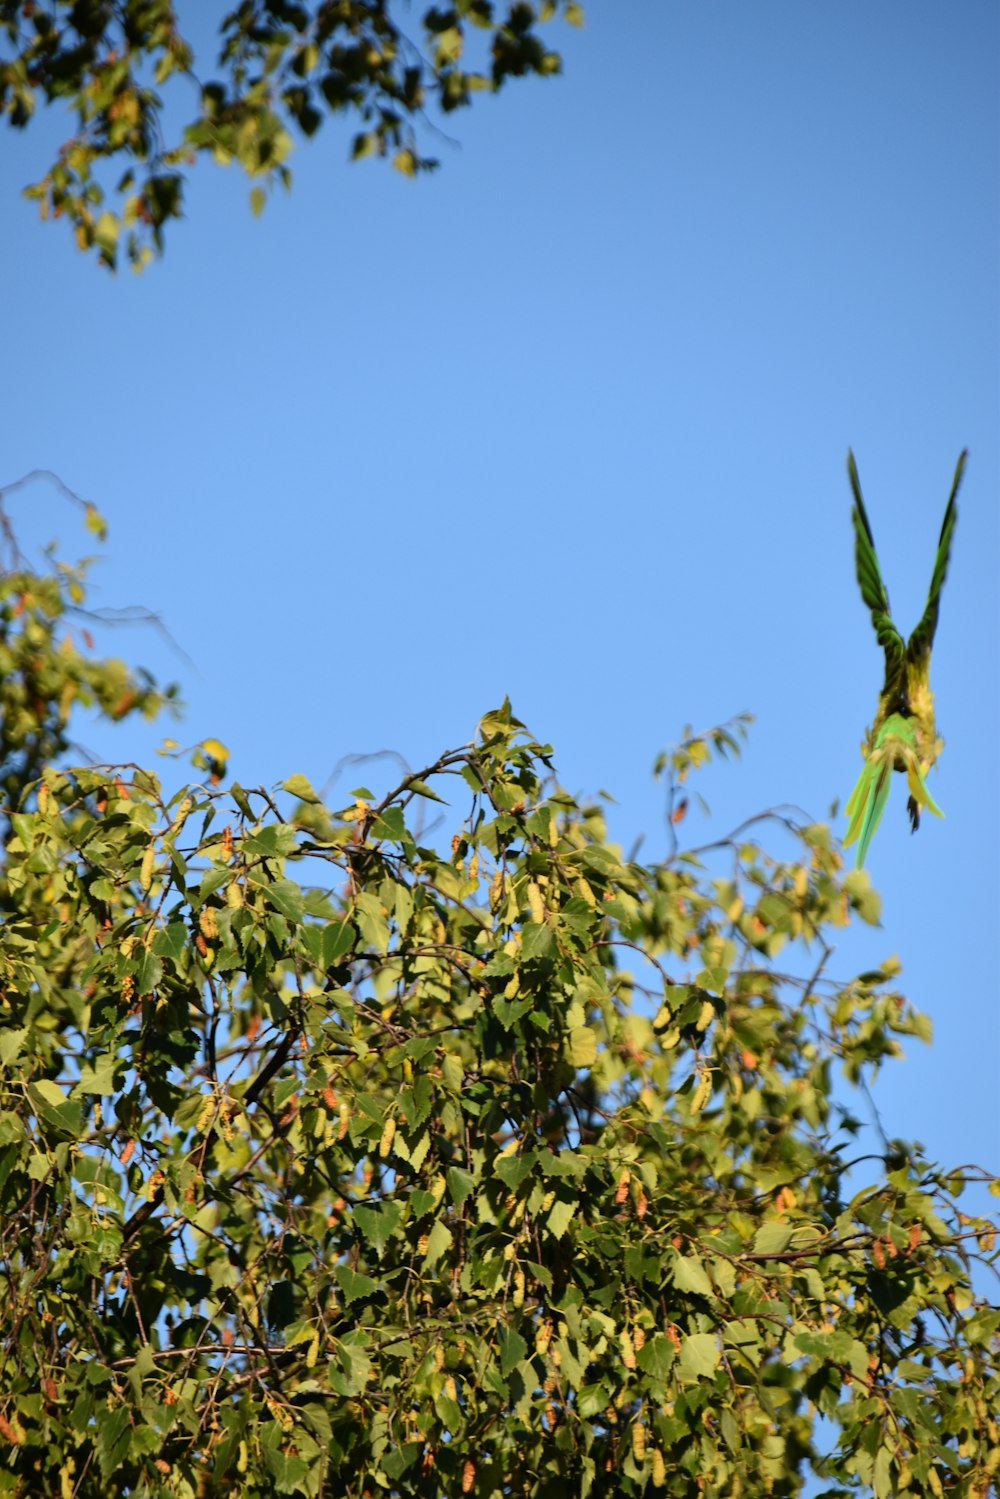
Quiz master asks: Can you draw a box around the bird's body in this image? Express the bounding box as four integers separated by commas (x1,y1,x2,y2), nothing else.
843,449,966,867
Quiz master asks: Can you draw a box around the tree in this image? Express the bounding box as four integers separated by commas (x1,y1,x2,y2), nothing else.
0,499,997,1498
0,0,582,270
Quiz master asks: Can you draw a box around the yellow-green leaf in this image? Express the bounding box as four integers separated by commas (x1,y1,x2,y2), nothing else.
282,773,320,804
567,1026,597,1068
752,1222,794,1256
678,1332,720,1381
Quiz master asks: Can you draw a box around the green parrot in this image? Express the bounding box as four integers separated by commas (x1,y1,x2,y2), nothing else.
843,447,966,867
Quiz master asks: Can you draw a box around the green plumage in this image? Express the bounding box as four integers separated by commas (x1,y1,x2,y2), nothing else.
843,448,966,867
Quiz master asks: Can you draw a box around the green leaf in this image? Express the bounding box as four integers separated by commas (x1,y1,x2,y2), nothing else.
409,1188,437,1219
230,783,255,820
495,1153,532,1191
406,778,446,804
546,1198,577,1239
494,995,534,1029
0,1028,27,1066
355,891,389,953
910,1010,933,1044
371,805,405,842
382,1442,423,1480
874,1446,893,1499
260,879,304,922
678,1332,720,1381
636,1333,675,1379
333,1266,378,1305
673,1253,713,1297
499,1324,527,1377
330,1335,372,1397
441,1052,464,1092
244,824,298,858
264,1449,312,1494
132,947,163,994
195,867,232,908
72,1053,116,1097
423,1218,453,1267
567,1026,597,1067
282,773,320,804
523,1259,553,1294
447,1166,476,1208
393,1127,430,1171
577,1381,613,1419
27,1080,82,1139
843,868,882,924
304,918,355,970
435,1391,464,1433
97,1407,132,1480
352,1202,403,1259
399,1075,433,1129
752,1222,794,1256
521,921,555,959
152,920,188,963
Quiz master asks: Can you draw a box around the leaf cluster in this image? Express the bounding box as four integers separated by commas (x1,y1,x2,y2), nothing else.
0,549,996,1498
0,0,583,268
0,520,176,832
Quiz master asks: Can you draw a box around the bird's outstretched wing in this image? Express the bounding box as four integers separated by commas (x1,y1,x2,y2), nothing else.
847,450,906,694
905,449,965,670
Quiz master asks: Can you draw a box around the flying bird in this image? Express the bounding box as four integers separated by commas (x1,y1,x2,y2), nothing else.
843,448,966,867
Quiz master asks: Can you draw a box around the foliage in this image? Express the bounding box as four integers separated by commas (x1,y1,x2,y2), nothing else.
0,0,583,269
0,528,997,1499
0,492,176,824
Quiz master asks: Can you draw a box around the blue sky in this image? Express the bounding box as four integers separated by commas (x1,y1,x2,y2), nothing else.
2,2,998,1197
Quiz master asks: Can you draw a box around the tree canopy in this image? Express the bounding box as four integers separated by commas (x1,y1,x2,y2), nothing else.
0,0,582,269
0,496,997,1498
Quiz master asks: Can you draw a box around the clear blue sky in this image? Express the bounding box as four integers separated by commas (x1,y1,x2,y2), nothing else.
2,2,998,1195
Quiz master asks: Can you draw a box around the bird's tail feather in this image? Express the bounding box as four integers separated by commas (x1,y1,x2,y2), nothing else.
843,759,893,868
